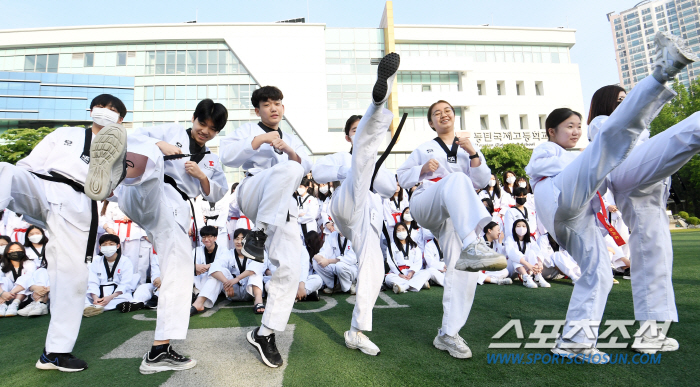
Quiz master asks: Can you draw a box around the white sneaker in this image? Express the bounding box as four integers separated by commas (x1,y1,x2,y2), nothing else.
0,302,8,317
522,275,538,289
83,304,104,317
18,301,37,317
27,302,49,317
84,123,128,201
423,281,431,290
350,283,356,295
455,239,507,272
632,332,679,354
372,53,400,105
653,31,699,82
344,331,381,356
322,287,334,294
496,278,513,285
392,283,406,294
433,331,472,359
5,301,19,317
551,341,609,364
534,274,551,288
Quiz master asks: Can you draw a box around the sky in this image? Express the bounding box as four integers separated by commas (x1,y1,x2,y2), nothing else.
0,0,640,112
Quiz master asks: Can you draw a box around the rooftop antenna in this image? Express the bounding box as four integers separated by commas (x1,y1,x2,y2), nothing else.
307,0,310,22
196,9,198,23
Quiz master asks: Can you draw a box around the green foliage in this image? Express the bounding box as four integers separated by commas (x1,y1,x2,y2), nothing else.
480,143,533,179
649,79,700,215
0,127,56,164
679,211,690,220
688,217,700,225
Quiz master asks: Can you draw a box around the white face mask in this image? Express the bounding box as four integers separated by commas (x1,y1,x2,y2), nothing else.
396,231,408,241
91,107,120,127
515,227,528,237
404,213,413,222
101,245,118,257
28,234,43,244
506,176,516,185
518,182,527,188
488,180,496,187
319,185,329,195
297,187,307,196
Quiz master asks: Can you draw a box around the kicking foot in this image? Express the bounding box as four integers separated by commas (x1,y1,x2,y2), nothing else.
247,327,283,368
372,52,400,105
36,349,88,372
85,123,128,201
653,31,699,83
433,331,472,359
139,344,196,374
345,331,381,356
455,239,507,272
241,229,267,263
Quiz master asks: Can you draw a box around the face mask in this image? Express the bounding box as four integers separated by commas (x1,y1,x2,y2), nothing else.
297,188,307,196
515,197,527,205
515,227,528,237
518,182,527,188
91,107,120,127
396,231,408,241
350,134,356,144
488,180,496,187
404,213,413,222
28,234,43,244
506,176,516,185
101,245,118,257
319,186,329,195
8,251,25,261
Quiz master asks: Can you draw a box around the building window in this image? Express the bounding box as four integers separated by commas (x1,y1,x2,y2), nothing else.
535,81,544,96
23,54,59,73
519,115,529,129
480,115,489,130
516,81,524,96
117,51,127,66
500,115,508,130
84,53,94,67
477,81,485,95
397,71,459,93
422,85,431,92
496,81,505,96
539,115,546,130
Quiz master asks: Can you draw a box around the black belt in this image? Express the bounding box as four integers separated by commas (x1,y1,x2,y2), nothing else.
31,171,98,263
163,174,199,276
205,215,219,221
99,284,117,298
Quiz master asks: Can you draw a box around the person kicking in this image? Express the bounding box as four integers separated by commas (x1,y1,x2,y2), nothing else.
312,52,401,355
219,86,312,368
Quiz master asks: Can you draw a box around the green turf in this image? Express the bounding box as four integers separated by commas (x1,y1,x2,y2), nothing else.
1,230,699,386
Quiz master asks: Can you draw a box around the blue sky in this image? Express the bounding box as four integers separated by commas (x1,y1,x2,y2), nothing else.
0,0,639,114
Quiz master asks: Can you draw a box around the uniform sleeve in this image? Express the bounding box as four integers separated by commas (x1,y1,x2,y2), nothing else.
503,209,515,242
505,240,524,264
463,147,491,189
299,197,319,225
339,243,358,266
408,246,423,272
291,136,313,175
133,123,183,143
218,125,259,168
150,254,161,280
312,153,347,183
317,235,336,260
397,150,424,189
87,261,100,296
373,167,397,199
423,241,444,270
201,159,228,203
16,128,60,173
209,250,233,275
299,248,310,283
115,259,134,294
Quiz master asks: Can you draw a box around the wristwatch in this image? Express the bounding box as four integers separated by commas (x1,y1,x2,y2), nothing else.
469,153,479,160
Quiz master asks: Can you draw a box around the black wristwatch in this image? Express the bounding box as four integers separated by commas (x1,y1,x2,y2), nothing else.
469,153,479,160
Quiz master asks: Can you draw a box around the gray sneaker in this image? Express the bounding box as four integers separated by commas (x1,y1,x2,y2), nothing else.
653,31,699,82
632,332,679,354
139,345,196,374
454,239,507,272
345,331,381,356
433,331,472,359
85,123,128,201
551,340,609,364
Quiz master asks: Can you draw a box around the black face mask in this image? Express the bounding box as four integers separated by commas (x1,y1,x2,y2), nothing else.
515,197,527,205
8,251,25,261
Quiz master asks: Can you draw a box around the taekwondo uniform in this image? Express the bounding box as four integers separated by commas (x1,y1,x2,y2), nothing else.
107,204,151,287
85,254,134,310
192,243,229,293
421,237,446,286
385,241,430,292
198,248,259,306
312,232,358,293
1,259,38,297
296,193,320,238
117,123,227,341
503,205,539,242
202,199,230,248
478,189,502,214
299,247,323,296
132,252,162,304
383,193,409,237
219,122,312,332
476,239,509,285
537,236,581,282
318,194,334,236
504,239,544,277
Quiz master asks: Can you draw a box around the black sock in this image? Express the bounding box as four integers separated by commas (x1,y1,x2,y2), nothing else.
150,344,169,356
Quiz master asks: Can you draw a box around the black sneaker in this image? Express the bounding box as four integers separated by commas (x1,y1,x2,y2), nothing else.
372,52,400,105
139,344,197,374
247,327,283,368
190,306,202,317
305,290,320,302
241,229,267,263
36,349,88,372
117,302,145,313
145,295,158,309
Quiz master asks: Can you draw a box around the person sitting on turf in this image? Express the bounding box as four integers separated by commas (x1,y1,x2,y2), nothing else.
422,234,446,287
83,234,136,317
0,242,38,317
477,221,512,286
385,223,430,293
312,229,358,294
504,219,550,289
297,231,323,302
192,226,227,299
130,250,162,310
537,233,582,284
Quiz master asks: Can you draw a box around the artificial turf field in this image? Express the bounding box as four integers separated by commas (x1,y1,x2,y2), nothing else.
1,230,699,387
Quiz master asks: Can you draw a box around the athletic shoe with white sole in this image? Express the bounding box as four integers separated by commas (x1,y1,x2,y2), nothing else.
84,123,128,201
522,275,538,289
241,229,266,263
551,341,610,364
392,283,406,294
455,238,507,272
139,345,196,374
19,301,44,316
372,53,400,105
496,278,513,285
83,304,104,317
534,273,551,288
5,301,19,317
36,349,88,372
247,327,283,368
345,331,381,356
632,332,679,354
423,281,431,290
653,31,699,83
117,301,145,313
0,302,8,316
433,331,472,359
322,287,334,294
350,282,356,295
27,301,49,317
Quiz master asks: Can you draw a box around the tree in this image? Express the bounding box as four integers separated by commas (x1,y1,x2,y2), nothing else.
0,127,56,164
480,143,533,179
649,78,700,216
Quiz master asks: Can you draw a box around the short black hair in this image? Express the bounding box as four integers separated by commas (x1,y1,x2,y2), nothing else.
99,233,121,246
251,86,284,108
90,94,127,118
0,235,11,245
482,221,499,235
194,99,228,132
513,186,528,197
233,228,249,240
344,115,362,136
200,226,218,238
545,108,582,140
24,225,48,247
481,198,494,215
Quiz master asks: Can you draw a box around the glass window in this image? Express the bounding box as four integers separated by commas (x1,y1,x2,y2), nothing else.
146,51,156,74
176,85,186,100
155,51,165,74
155,86,164,100
198,51,207,74
187,51,197,74
187,85,197,99
165,86,175,100
34,54,48,72
219,50,228,73
208,50,218,73
24,55,36,71
144,86,153,100
176,51,186,74
198,85,207,99
47,54,59,72
166,51,176,74
84,53,94,67
117,51,127,66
